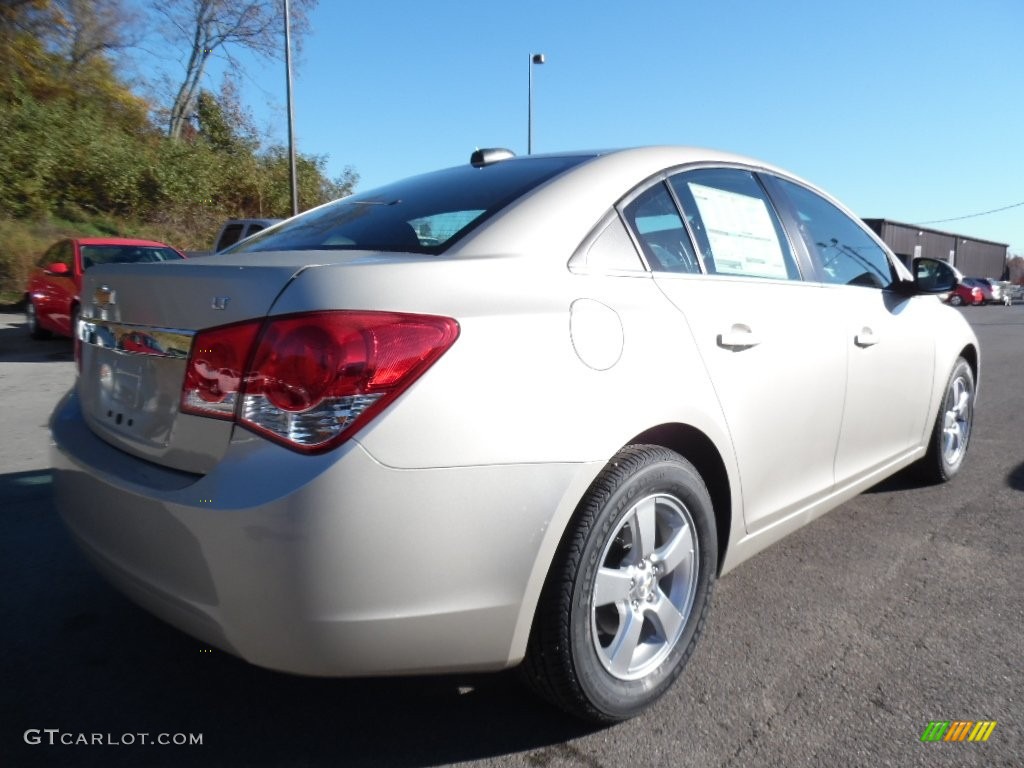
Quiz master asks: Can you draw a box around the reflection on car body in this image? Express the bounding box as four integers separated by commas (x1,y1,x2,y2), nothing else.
120,331,165,356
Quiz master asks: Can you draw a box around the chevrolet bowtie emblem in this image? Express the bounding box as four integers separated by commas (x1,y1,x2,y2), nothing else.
212,296,230,310
94,285,116,309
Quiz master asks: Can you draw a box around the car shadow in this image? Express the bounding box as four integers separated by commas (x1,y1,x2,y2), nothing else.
0,318,73,363
1008,462,1024,491
863,464,928,493
2,468,602,768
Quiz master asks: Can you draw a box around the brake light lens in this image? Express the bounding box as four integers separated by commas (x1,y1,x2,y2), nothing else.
181,311,459,453
181,321,262,418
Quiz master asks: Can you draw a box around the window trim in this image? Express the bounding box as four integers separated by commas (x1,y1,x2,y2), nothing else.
612,162,819,282
570,161,902,287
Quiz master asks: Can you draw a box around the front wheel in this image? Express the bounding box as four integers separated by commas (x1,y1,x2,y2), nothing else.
26,300,51,339
918,357,974,483
521,445,717,722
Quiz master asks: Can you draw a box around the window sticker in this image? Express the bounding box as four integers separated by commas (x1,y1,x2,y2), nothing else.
688,183,788,279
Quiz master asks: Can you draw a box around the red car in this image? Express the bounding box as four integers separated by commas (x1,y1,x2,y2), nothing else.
946,282,983,307
25,237,185,339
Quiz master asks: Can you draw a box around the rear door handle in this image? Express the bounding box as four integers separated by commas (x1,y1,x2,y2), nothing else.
854,327,879,347
717,325,761,349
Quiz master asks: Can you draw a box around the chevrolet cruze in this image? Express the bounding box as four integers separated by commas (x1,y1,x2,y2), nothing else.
51,147,978,722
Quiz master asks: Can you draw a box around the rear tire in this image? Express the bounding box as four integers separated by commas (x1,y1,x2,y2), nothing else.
26,300,50,339
918,357,974,483
948,294,963,306
521,445,717,722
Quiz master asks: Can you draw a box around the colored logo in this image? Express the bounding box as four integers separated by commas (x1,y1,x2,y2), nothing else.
920,720,997,742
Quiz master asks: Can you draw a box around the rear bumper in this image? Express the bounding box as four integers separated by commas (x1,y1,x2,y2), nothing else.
50,389,589,676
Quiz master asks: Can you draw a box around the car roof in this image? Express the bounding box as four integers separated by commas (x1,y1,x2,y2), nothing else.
452,146,815,259
73,237,174,247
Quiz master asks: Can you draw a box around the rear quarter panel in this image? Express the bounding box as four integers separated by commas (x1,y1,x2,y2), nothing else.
268,256,738,475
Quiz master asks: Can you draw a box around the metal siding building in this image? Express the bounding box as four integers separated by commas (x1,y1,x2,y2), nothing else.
863,219,1007,278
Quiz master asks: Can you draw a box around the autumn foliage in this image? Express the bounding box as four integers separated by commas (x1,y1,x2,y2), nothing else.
0,0,354,298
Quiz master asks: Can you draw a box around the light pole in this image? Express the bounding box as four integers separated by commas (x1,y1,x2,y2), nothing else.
528,53,545,154
284,0,298,217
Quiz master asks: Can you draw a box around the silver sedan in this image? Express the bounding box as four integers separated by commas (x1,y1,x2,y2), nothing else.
51,146,978,722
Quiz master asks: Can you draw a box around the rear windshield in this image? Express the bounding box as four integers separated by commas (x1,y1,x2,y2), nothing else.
226,155,593,255
81,245,184,268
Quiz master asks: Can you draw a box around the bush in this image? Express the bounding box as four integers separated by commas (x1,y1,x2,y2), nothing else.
0,45,358,297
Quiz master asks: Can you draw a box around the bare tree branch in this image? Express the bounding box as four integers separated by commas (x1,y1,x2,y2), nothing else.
155,0,317,139
55,0,143,72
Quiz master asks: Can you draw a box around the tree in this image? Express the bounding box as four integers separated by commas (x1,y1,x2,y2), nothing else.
1,0,145,105
55,0,141,73
1,0,60,91
157,0,317,140
195,74,258,154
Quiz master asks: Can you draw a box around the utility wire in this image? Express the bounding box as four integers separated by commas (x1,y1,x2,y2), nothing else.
916,200,1024,225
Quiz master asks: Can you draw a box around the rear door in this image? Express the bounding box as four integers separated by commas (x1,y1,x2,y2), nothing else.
631,169,847,533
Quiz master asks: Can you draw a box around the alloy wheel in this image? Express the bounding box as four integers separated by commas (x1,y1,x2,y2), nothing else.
941,372,973,466
591,493,699,680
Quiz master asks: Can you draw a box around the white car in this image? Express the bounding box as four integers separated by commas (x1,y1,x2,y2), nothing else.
51,146,978,722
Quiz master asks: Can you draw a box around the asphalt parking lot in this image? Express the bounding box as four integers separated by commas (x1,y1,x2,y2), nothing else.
1,305,1021,768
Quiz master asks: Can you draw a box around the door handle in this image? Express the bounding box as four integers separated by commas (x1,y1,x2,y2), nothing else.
854,327,879,347
717,325,761,349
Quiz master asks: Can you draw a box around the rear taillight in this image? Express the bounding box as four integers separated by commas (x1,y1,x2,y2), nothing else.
181,311,459,453
181,320,262,419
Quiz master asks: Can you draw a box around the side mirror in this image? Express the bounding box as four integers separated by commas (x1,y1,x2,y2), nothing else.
46,262,71,276
911,257,959,294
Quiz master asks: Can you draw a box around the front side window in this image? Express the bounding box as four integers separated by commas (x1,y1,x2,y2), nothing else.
669,169,799,280
772,178,895,289
38,241,73,269
228,155,591,255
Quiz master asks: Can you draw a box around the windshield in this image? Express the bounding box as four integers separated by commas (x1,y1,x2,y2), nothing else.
81,245,184,268
226,155,594,255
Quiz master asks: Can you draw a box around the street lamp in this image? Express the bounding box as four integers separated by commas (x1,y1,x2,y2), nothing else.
528,53,545,154
284,0,298,217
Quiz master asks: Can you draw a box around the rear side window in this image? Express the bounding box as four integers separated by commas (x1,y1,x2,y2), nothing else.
771,178,895,289
216,224,245,251
621,182,700,273
669,169,800,280
228,156,592,255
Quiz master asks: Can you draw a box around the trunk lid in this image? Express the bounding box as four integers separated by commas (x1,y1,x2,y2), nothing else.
77,257,313,474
